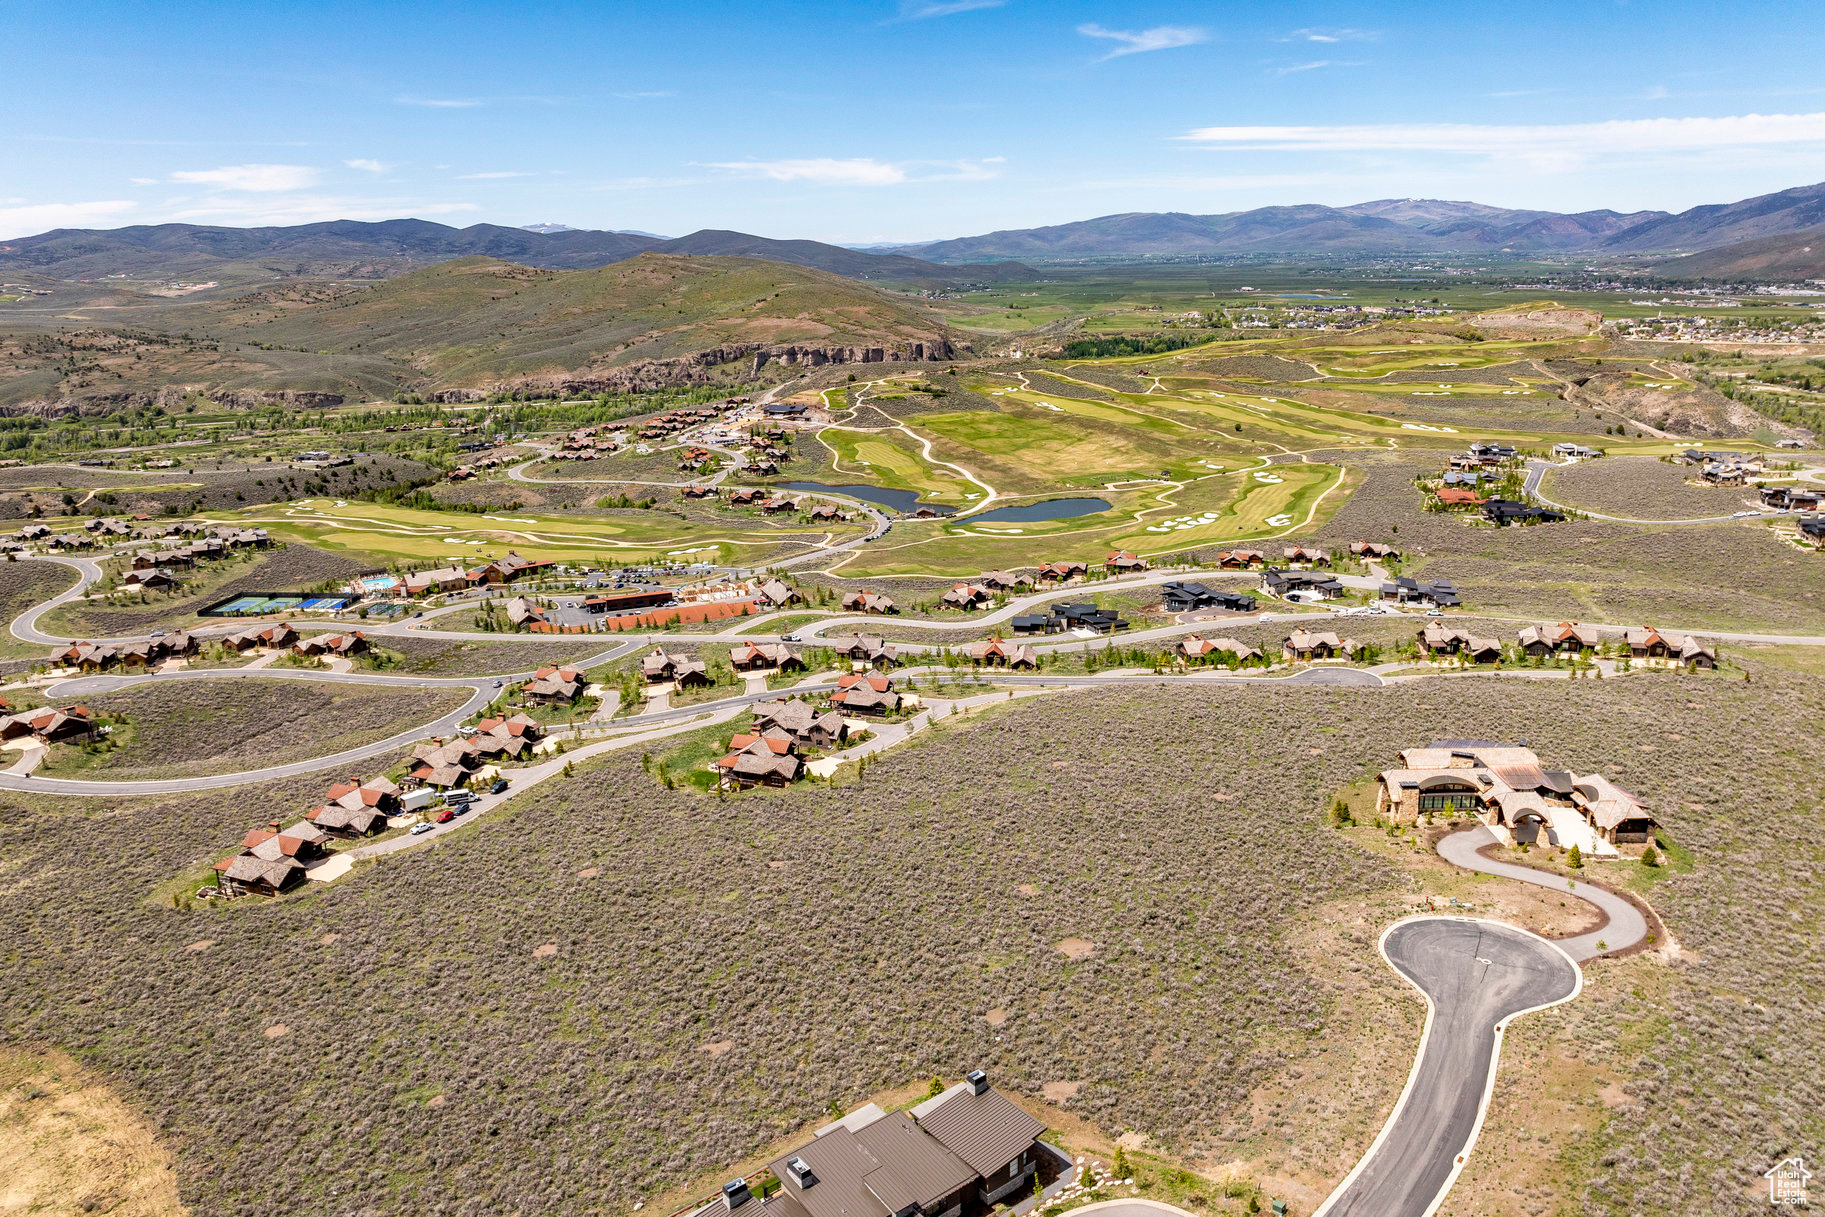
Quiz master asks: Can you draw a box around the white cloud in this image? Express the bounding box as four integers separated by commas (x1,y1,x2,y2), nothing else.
169,163,320,192
1078,23,1207,60
0,200,138,240
345,158,389,173
1276,60,1363,75
895,0,1004,19
705,157,909,185
396,96,483,108
457,170,533,180
1177,112,1825,168
129,177,158,185
702,157,1003,186
1283,27,1373,43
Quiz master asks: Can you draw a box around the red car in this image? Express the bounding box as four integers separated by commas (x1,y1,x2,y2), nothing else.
435,809,455,823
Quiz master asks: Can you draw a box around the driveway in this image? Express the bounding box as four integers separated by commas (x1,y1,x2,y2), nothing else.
1437,825,1647,960
1314,917,1581,1217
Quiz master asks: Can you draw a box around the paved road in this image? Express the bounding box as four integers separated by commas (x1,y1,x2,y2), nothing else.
1315,825,1652,1217
1438,825,1647,961
1314,917,1581,1217
10,555,102,643
0,667,498,795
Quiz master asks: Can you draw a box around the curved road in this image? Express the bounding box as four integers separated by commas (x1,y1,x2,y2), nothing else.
1314,825,1649,1217
11,554,104,644
1314,917,1581,1217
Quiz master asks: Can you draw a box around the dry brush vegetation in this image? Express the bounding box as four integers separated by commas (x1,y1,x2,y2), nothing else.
1309,449,1825,632
0,663,1820,1216
47,677,467,779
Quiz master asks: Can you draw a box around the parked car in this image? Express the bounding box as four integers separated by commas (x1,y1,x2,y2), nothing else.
410,821,436,835
490,779,509,794
781,632,801,643
435,809,455,823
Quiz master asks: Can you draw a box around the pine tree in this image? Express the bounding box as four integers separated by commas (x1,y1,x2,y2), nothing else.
1567,844,1583,869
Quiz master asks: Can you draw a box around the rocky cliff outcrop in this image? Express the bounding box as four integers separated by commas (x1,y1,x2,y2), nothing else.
0,387,344,418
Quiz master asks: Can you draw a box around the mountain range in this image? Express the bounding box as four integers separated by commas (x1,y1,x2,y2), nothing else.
888,181,1825,268
6,180,1825,290
0,220,1036,287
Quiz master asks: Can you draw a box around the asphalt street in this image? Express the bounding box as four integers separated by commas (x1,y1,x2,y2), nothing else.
1314,917,1581,1217
9,555,101,644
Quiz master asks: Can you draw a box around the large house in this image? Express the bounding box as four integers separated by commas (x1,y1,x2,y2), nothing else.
1483,498,1566,526
214,819,330,896
1621,627,1717,668
1261,569,1342,602
404,566,469,596
642,650,709,686
841,590,898,615
294,631,369,659
757,579,800,607
829,672,900,715
307,777,401,836
939,583,992,610
1176,634,1262,664
751,699,850,750
0,704,98,745
1103,550,1149,574
1517,621,1605,657
1035,561,1088,584
1280,545,1330,567
1351,541,1401,560
406,738,483,790
1416,622,1501,662
755,1072,1048,1217
1381,576,1461,609
1282,628,1362,662
523,664,589,702
1762,485,1824,511
1215,549,1267,569
965,638,1036,668
715,732,803,789
835,634,897,669
730,641,803,673
977,570,1033,591
222,621,298,652
1159,581,1256,614
471,713,543,759
1377,741,1657,853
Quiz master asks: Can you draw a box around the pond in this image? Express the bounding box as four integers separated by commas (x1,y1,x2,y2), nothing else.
782,482,956,515
967,497,1113,523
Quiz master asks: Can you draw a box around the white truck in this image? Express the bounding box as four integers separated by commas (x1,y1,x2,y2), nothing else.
400,788,438,813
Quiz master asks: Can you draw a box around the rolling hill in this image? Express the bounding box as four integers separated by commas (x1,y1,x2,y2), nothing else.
0,254,969,411
0,219,1034,287
1652,225,1825,280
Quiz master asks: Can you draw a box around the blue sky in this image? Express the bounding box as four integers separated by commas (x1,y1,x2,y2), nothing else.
7,0,1825,243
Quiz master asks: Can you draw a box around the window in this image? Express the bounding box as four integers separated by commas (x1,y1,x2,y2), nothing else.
1419,792,1479,812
